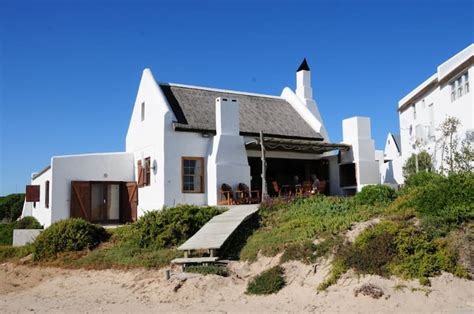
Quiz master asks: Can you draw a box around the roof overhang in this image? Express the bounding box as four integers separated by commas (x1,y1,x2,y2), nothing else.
172,122,325,141
245,137,351,154
32,165,51,180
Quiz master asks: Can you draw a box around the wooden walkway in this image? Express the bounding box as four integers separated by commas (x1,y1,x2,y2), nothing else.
178,204,259,252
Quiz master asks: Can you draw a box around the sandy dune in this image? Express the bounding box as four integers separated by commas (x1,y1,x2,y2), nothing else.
1,257,473,313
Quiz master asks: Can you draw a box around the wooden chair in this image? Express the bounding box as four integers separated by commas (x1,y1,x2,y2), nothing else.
271,181,281,197
302,181,313,197
218,183,234,205
236,183,260,204
295,184,303,197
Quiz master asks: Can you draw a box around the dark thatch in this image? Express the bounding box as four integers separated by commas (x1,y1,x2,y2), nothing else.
160,84,323,140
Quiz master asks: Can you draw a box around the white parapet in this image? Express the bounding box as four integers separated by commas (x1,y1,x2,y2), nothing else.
207,97,251,205
342,116,380,191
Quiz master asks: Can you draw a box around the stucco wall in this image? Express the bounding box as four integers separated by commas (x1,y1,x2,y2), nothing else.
50,152,135,226
28,168,52,227
397,46,473,179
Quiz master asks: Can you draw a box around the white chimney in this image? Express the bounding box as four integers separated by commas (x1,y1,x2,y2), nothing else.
215,97,240,136
296,58,312,101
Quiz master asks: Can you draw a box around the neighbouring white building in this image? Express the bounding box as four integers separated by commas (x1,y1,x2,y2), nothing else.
22,59,381,227
382,43,474,187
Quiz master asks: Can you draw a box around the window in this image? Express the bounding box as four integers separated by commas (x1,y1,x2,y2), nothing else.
45,181,50,208
144,157,151,186
451,71,469,101
451,82,456,102
141,102,145,121
458,77,463,97
464,72,470,94
182,157,204,193
413,103,417,120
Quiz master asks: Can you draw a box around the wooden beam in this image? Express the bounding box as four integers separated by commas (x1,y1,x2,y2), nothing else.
260,131,268,200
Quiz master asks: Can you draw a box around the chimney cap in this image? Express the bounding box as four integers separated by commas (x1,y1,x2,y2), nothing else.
296,58,310,72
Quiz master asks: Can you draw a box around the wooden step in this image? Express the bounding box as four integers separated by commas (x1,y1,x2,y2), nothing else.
171,257,219,265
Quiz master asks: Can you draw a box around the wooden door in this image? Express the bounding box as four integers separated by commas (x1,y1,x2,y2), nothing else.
71,181,91,220
121,182,138,222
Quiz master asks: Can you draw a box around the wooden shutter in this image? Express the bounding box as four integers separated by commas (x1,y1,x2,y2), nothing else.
137,160,145,187
45,181,50,208
121,182,138,222
25,185,40,202
70,181,91,220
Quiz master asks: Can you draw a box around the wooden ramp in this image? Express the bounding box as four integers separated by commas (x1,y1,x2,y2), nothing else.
176,204,259,255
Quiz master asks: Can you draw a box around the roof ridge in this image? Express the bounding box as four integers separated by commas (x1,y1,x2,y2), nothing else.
158,82,283,100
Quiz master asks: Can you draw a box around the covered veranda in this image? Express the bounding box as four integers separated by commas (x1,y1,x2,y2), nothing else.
245,134,351,198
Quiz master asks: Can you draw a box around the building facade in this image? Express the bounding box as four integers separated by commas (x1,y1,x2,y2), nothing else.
23,59,381,227
382,44,473,187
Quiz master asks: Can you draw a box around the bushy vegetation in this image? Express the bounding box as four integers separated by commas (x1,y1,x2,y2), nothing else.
319,221,469,290
355,185,397,206
32,219,109,260
407,172,473,237
15,216,42,229
402,171,443,190
0,193,25,221
185,265,229,277
0,244,33,263
0,223,15,245
133,205,224,249
240,195,383,261
0,217,43,245
246,266,286,295
402,151,433,178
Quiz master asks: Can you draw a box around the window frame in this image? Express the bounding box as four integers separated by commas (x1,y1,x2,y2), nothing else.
181,157,205,194
141,102,145,121
144,157,151,186
45,180,50,208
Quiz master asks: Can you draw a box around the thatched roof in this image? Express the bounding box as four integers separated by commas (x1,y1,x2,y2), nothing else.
159,83,323,140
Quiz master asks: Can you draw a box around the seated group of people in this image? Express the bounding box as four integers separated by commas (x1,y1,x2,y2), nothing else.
270,174,323,197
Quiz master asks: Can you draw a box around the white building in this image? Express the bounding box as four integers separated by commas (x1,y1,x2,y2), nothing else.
22,59,381,227
382,44,474,186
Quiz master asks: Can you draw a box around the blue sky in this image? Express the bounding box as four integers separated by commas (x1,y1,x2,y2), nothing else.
0,0,473,196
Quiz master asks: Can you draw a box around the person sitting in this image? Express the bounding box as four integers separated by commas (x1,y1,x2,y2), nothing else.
311,174,320,194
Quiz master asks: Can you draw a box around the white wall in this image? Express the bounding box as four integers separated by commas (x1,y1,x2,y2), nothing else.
342,116,380,191
26,168,52,227
397,57,473,177
126,69,169,215
50,152,134,226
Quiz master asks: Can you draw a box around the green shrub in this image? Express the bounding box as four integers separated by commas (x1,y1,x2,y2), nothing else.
314,235,344,258
403,171,443,190
402,151,433,178
410,172,474,237
0,244,33,263
185,265,229,277
73,244,180,269
246,266,286,295
317,258,348,291
389,227,468,283
355,185,397,206
345,222,398,277
280,240,316,264
133,205,223,249
0,194,25,221
240,195,383,261
323,222,469,288
32,218,109,260
0,223,15,245
15,216,42,229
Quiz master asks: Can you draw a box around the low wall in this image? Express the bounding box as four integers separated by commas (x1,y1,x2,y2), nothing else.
12,229,42,247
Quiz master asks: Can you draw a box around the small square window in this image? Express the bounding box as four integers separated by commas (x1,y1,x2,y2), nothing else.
141,102,145,121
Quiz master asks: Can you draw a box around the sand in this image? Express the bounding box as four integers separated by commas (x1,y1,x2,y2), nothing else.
1,257,473,313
